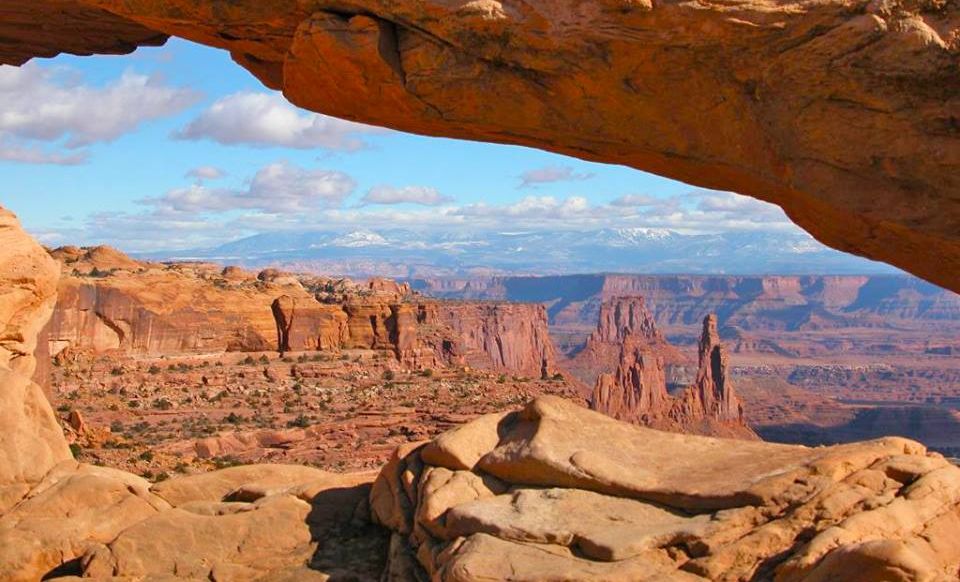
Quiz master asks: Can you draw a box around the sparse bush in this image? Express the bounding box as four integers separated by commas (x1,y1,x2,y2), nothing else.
69,443,82,458
383,370,395,381
110,367,123,376
421,368,434,378
148,365,161,375
287,414,311,428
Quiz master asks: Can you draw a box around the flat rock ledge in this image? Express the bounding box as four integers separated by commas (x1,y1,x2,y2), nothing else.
371,396,960,582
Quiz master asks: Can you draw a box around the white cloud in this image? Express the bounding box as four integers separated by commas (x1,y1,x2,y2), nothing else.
610,194,658,207
0,63,200,164
361,185,453,206
142,161,356,214
457,196,595,222
175,91,383,151
54,183,802,252
518,165,594,187
185,166,227,181
0,137,88,165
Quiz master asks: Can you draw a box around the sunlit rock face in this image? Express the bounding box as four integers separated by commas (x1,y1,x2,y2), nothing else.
2,0,959,291
0,208,71,512
373,396,960,581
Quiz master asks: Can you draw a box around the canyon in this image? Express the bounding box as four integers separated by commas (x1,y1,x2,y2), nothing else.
416,273,960,454
2,0,959,292
0,205,957,579
0,0,959,578
0,202,957,580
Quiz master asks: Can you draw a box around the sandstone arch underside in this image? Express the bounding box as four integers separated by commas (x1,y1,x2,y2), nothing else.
2,0,958,291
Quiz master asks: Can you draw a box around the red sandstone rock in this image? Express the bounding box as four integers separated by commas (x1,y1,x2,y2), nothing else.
673,314,745,425
585,300,753,438
591,337,669,424
3,0,957,289
568,296,686,385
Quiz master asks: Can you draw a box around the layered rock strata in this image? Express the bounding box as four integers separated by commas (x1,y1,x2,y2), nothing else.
371,395,960,581
272,295,556,377
46,247,555,377
567,295,687,384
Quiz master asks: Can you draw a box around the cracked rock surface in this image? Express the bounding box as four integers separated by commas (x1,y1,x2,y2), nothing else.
372,396,960,581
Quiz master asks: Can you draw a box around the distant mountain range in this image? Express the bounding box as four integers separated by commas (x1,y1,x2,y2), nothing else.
140,227,901,278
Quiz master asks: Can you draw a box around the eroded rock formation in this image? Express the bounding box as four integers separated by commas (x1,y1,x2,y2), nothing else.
272,293,556,377
45,247,555,377
0,462,385,581
0,209,71,512
591,337,669,424
568,296,686,384
2,0,958,291
372,395,960,581
673,314,746,425
586,300,752,437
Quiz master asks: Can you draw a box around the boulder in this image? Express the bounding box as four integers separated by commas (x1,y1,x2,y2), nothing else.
373,395,960,580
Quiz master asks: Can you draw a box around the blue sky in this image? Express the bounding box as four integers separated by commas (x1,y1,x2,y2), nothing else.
1,38,804,252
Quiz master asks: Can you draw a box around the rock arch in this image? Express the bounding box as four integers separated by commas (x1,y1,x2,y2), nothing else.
1,0,958,291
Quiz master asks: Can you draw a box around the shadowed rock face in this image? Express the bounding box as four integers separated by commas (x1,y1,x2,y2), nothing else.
2,0,958,291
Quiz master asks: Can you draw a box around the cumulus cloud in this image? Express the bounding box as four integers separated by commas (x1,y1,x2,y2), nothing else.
185,166,226,181
361,185,454,206
143,161,355,214
0,63,199,164
175,91,383,151
518,165,594,187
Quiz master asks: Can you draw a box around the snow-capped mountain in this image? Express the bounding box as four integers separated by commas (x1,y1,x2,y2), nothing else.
141,228,901,277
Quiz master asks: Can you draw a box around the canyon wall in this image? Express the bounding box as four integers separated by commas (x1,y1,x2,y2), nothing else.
46,247,556,378
415,273,960,332
44,259,298,360
3,0,958,291
273,295,555,377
